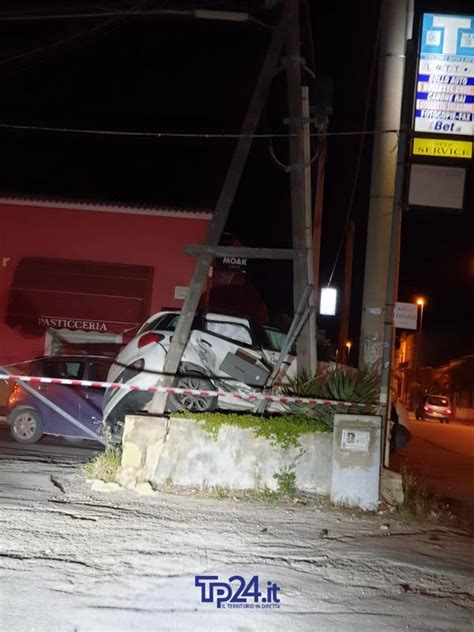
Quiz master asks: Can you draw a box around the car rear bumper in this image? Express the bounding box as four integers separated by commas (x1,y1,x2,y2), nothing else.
422,413,450,420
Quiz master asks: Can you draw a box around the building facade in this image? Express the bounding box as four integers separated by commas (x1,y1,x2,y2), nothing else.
0,197,211,365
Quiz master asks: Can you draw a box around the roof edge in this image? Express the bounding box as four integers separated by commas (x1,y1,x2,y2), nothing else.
0,195,213,220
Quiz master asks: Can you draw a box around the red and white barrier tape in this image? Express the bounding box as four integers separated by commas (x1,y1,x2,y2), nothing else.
0,373,367,408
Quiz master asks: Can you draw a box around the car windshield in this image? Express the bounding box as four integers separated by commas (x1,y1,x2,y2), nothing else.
426,396,449,407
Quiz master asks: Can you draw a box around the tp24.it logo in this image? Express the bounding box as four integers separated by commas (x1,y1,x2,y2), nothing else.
195,575,281,609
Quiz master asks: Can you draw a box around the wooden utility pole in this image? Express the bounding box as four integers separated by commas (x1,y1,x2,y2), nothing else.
312,126,327,341
286,0,313,374
338,221,355,363
148,2,290,413
302,85,316,373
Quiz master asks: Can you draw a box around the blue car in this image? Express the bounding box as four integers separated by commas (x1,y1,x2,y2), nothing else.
7,355,112,444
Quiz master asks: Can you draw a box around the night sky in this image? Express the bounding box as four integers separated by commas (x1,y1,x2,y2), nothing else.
0,0,472,363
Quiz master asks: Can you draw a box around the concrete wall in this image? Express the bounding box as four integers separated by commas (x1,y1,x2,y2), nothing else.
330,414,382,511
118,415,333,494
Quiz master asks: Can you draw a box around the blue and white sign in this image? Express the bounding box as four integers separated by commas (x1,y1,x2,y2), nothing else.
414,13,474,136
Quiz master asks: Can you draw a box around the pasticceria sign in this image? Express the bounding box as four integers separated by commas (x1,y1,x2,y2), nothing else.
413,137,472,159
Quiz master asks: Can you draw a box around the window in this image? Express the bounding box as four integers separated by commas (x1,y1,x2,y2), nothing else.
205,320,253,346
261,326,295,355
139,313,199,334
88,361,112,382
261,326,286,352
42,360,84,380
426,396,449,406
139,314,176,334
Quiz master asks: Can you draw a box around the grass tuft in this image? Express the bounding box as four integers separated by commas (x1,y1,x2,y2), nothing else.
84,445,121,483
397,468,456,524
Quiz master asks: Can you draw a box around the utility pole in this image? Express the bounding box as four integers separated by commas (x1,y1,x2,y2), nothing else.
338,221,355,363
302,85,317,373
286,0,313,375
359,0,409,393
148,2,290,414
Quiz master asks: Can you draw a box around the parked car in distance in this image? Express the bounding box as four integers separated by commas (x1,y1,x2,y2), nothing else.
102,311,297,436
7,355,112,444
415,394,452,423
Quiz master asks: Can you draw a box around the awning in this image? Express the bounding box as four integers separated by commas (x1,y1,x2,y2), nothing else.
7,258,153,336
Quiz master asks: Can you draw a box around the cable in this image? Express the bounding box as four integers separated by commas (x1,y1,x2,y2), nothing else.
0,9,193,22
0,121,400,138
325,1,383,288
0,0,166,71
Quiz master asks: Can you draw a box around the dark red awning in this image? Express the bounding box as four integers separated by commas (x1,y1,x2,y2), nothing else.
7,258,153,336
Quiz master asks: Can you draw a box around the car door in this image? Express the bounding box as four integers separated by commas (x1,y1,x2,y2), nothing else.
192,315,270,388
81,360,111,435
39,358,87,437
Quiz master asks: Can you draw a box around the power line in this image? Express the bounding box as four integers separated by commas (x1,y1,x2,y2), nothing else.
0,121,399,139
0,1,173,70
0,9,194,22
325,1,384,289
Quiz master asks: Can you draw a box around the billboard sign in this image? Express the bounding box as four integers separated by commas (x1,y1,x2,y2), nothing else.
414,13,474,136
408,164,466,210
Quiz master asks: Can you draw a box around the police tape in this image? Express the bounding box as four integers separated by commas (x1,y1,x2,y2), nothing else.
0,373,368,408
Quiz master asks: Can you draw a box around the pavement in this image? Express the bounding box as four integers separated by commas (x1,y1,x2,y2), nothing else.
0,439,473,631
390,413,474,523
0,414,473,631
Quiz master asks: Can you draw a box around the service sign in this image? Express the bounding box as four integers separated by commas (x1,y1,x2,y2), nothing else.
414,13,474,136
413,137,472,158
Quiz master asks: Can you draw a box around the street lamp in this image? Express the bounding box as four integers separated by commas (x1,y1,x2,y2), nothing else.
416,297,425,330
415,297,426,373
345,340,352,364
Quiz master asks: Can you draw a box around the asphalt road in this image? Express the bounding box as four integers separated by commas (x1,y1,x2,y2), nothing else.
390,414,474,513
0,422,100,464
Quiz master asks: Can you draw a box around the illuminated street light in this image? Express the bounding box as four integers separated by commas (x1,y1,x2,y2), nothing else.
415,297,426,330
415,297,427,371
345,340,352,364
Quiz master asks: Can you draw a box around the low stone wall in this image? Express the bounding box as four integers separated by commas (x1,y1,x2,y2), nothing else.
118,414,332,494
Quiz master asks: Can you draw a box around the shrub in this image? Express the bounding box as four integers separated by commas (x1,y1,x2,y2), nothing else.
286,363,380,429
171,411,330,449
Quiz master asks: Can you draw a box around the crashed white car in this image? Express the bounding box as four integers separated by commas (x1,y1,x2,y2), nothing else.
102,311,296,433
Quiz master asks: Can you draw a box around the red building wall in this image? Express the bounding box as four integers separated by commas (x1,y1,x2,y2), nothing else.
0,201,210,364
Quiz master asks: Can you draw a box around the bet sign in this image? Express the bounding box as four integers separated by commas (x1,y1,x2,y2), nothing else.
414,13,474,137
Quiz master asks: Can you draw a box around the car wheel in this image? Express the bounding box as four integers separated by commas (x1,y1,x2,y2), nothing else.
167,374,218,413
9,408,44,444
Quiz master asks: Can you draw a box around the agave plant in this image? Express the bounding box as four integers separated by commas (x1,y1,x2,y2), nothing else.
285,363,380,430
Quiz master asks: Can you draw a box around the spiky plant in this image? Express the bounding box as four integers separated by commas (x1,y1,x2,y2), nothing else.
285,363,380,429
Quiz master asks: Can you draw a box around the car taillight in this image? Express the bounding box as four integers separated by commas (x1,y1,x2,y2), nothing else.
137,332,164,348
423,405,429,411
8,384,20,403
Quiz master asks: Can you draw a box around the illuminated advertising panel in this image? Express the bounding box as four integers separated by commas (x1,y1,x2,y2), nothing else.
412,137,472,158
414,13,474,136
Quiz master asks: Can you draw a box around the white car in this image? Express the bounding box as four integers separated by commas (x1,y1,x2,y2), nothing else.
102,311,296,435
